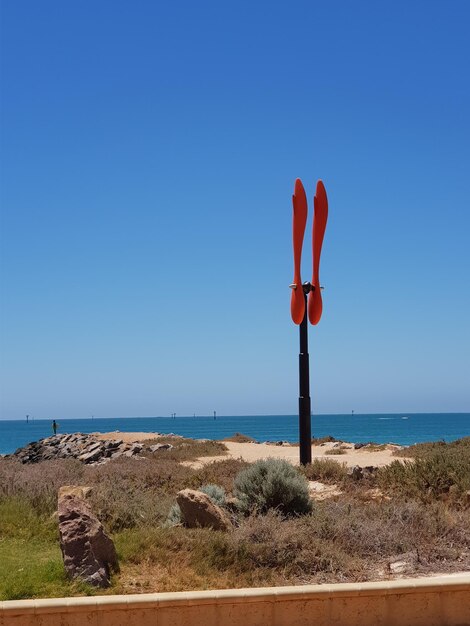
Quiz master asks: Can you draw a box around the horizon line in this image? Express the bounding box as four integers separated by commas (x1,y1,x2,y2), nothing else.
1,411,469,422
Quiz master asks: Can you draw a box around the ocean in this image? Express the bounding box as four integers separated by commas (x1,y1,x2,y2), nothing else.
0,413,469,455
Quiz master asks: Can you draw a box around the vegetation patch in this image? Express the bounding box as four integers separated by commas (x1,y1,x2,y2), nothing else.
223,433,258,443
394,437,470,459
300,458,348,483
311,435,338,445
1,436,470,600
325,447,347,455
146,437,228,461
234,458,312,516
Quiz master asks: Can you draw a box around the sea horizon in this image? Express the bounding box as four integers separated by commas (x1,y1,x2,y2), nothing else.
1,412,469,455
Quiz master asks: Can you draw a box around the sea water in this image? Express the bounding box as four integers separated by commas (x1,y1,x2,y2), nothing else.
0,413,469,455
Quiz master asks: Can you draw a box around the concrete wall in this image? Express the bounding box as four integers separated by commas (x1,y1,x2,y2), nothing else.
1,574,470,626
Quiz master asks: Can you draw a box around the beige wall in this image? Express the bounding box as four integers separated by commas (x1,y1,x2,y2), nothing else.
1,574,470,626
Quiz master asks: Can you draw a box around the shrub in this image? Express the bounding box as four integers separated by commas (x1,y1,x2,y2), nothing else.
394,437,470,459
193,459,249,493
325,448,346,455
163,440,228,461
311,435,338,445
379,447,470,503
200,484,226,507
300,458,348,483
223,433,257,443
203,510,358,578
234,459,312,516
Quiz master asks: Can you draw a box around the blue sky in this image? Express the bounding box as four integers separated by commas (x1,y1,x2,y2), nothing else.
1,0,469,420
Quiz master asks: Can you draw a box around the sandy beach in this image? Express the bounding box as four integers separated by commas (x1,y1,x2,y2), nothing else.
94,431,409,468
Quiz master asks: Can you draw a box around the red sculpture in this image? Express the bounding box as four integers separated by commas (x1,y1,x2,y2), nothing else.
290,179,328,464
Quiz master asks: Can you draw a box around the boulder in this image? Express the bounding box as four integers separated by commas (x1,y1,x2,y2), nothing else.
176,489,232,531
149,443,173,452
58,486,119,587
347,465,363,480
389,551,417,574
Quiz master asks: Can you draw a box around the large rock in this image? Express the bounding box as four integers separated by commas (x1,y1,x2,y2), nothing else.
58,486,119,587
176,489,232,531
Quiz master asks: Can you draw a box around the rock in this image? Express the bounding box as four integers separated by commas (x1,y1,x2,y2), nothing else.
362,465,378,477
10,433,167,466
123,443,143,457
59,485,92,499
389,552,417,574
176,489,232,531
347,465,363,480
149,443,173,452
354,442,366,450
78,447,104,464
58,486,119,588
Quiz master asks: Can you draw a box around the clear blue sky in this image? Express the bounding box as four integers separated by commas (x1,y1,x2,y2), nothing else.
1,0,469,420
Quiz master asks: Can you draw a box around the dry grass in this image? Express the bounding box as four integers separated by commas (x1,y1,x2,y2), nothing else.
192,458,249,493
325,447,347,455
363,444,388,452
113,499,470,592
311,435,338,445
143,437,227,461
394,437,470,459
300,458,348,483
0,458,85,516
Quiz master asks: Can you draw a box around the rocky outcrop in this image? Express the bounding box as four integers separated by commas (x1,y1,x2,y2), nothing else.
347,465,378,480
58,486,119,588
176,489,232,531
8,433,173,465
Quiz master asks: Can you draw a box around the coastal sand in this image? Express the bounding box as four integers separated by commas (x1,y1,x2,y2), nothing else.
95,432,410,468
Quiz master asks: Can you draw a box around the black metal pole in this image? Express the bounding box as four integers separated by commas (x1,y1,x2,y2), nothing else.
299,283,312,465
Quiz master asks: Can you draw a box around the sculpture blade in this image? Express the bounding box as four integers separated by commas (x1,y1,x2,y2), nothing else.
291,178,308,324
308,180,328,325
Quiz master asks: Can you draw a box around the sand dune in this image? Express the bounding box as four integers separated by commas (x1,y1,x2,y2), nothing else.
95,432,409,468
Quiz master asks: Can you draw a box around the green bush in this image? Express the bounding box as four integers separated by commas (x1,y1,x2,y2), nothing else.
200,484,226,507
234,459,312,516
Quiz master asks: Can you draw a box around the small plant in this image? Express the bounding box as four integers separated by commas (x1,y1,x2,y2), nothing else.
325,448,346,455
200,484,226,507
165,503,183,527
234,458,312,516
